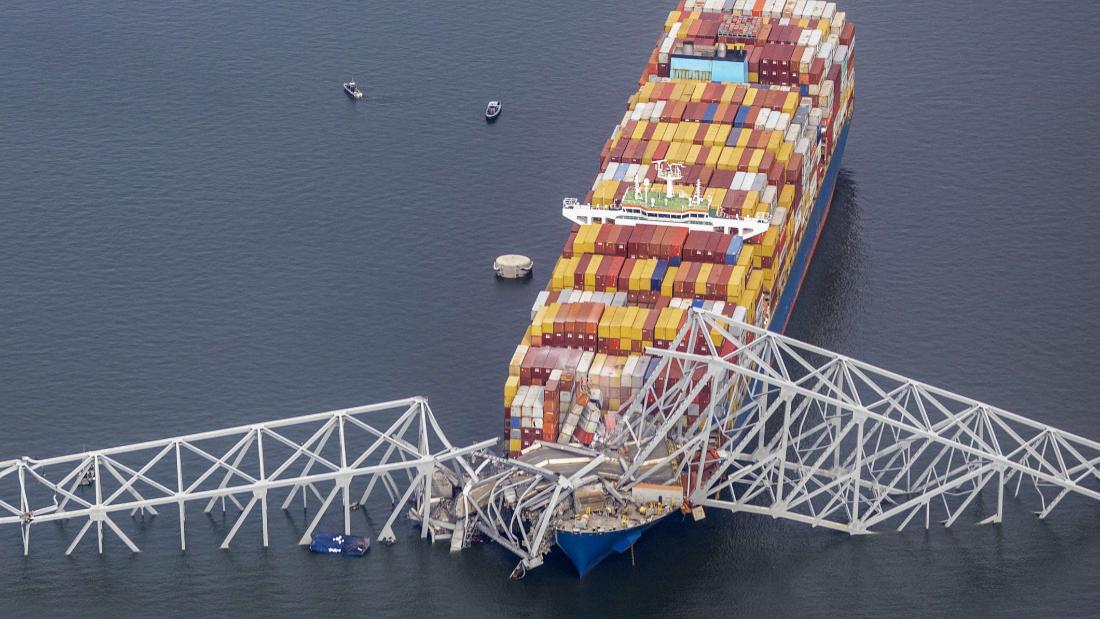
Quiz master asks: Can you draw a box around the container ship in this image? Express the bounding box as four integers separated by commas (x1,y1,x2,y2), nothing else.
501,0,855,576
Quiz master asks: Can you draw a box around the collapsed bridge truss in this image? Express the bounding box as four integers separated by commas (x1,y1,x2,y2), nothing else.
0,398,492,556
3,312,1100,577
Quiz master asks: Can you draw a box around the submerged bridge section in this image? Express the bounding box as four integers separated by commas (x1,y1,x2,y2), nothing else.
3,314,1100,577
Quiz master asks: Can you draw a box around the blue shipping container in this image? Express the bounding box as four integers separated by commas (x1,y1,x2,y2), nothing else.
651,260,669,291
734,107,750,128
724,237,744,265
702,103,718,123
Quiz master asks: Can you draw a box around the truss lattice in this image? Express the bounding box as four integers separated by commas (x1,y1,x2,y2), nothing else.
0,398,493,555
613,309,1100,533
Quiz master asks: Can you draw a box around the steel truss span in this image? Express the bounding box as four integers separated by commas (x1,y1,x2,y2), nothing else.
616,309,1100,534
0,398,493,556
4,315,1100,574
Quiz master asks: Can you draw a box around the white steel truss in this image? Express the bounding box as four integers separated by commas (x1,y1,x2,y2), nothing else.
612,309,1100,533
0,397,494,556
5,316,1100,575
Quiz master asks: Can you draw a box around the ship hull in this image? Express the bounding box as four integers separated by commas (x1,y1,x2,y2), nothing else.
555,517,665,578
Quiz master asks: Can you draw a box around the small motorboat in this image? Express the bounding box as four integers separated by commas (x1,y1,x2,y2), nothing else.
308,532,370,557
344,81,364,100
485,100,502,122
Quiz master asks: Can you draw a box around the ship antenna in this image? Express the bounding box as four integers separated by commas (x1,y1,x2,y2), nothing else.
654,160,683,199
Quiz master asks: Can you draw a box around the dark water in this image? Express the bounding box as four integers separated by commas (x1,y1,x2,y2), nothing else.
2,0,1099,615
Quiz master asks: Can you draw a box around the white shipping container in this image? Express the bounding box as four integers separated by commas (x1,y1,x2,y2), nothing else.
823,2,836,20
765,110,780,131
777,112,791,133
762,185,778,207
652,100,666,122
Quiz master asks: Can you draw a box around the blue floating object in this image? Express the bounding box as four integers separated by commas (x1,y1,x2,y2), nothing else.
309,532,370,557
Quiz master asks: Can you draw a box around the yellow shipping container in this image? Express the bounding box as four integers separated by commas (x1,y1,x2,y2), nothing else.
718,147,738,171
577,224,599,254
504,375,520,407
767,131,784,152
713,124,732,147
742,191,759,216
720,83,736,104
598,307,614,339
727,266,747,301
624,307,641,340
748,72,759,83
763,227,779,253
747,269,764,293
674,123,694,144
641,81,658,102
763,266,776,290
704,124,722,147
655,309,671,341
742,88,757,107
705,188,726,211
641,259,658,290
630,121,649,141
735,128,752,148
695,263,714,296
662,122,680,142
783,92,800,115
691,82,707,103
779,185,796,209
585,255,603,290
611,309,628,340
628,259,646,291
664,10,679,32
550,258,566,291
706,147,723,168
643,140,662,165
748,149,765,173
667,141,691,163
755,202,771,218
509,439,521,453
632,308,647,341
662,266,679,296
531,306,549,337
738,246,756,269
543,303,560,335
687,143,703,164
778,142,794,165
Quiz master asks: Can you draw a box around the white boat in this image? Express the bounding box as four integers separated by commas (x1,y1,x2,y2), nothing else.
344,81,364,100
485,100,502,122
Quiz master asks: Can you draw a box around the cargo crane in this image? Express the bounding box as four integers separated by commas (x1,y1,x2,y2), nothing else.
5,312,1100,580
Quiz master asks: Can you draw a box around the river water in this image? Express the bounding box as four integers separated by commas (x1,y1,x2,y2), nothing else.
2,0,1099,615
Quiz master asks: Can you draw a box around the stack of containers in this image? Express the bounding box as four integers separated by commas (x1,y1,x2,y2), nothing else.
503,0,855,457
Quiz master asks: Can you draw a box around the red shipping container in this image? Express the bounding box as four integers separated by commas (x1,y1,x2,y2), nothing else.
653,141,671,162
574,254,591,289
841,22,856,46
563,231,577,258
594,224,613,255
665,227,688,261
